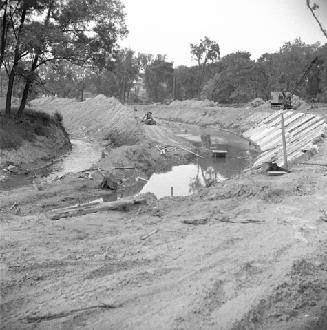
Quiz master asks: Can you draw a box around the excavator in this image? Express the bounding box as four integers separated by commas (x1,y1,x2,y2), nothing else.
270,56,319,110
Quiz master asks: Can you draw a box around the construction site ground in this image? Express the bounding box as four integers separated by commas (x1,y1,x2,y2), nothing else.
1,100,327,329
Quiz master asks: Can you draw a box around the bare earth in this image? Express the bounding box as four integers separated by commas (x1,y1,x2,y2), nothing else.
1,103,327,330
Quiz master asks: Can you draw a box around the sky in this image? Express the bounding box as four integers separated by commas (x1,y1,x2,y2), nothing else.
120,0,327,67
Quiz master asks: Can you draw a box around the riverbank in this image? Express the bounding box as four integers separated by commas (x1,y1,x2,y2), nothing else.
1,98,327,330
0,108,71,181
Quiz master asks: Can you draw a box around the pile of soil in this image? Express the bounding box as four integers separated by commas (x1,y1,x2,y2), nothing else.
139,103,261,133
31,95,145,144
169,99,218,108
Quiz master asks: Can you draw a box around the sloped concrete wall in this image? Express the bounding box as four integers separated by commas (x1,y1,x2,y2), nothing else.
243,110,326,167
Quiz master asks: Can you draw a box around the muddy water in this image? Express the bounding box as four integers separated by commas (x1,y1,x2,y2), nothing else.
140,128,256,199
0,139,103,190
1,127,255,197
47,139,103,180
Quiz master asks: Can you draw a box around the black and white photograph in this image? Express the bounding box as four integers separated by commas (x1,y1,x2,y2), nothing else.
1,0,327,329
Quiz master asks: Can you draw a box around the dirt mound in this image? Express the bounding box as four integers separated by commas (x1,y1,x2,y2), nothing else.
31,95,145,142
292,94,309,110
169,99,217,108
203,174,317,202
250,98,265,108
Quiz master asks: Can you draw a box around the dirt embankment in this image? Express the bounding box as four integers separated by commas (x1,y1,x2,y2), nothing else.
31,96,196,186
0,110,71,176
1,99,327,330
137,99,320,134
137,102,263,134
1,141,327,330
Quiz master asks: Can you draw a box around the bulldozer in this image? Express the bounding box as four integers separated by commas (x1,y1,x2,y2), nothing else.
141,112,156,125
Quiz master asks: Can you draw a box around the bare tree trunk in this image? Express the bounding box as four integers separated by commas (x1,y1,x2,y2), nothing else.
0,0,8,70
80,84,84,101
17,55,39,117
5,7,27,115
17,2,53,116
17,81,31,115
5,69,15,115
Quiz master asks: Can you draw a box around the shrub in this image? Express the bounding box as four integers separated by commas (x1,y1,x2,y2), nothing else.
0,128,23,150
34,125,48,136
23,109,52,126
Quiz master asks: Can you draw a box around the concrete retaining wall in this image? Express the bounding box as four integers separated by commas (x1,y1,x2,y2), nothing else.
243,110,326,167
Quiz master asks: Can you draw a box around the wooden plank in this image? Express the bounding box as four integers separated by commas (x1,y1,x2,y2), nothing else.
50,198,147,220
281,113,288,170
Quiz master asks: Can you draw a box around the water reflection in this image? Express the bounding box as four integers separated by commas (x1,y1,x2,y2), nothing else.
140,130,254,199
140,163,226,199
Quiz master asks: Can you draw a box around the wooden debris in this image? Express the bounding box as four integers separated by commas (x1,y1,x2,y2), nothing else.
52,198,104,213
211,150,228,157
113,167,135,170
50,197,146,220
300,162,327,167
25,303,122,323
216,217,264,224
140,229,159,240
266,170,288,176
182,218,208,225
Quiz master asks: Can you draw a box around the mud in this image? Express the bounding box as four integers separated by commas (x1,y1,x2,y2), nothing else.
1,99,327,330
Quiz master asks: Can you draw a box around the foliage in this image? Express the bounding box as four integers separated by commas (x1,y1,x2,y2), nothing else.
189,36,221,97
1,0,128,115
200,39,327,103
190,36,220,66
144,57,174,103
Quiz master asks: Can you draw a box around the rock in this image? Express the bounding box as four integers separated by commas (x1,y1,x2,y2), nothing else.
7,165,19,174
99,174,120,190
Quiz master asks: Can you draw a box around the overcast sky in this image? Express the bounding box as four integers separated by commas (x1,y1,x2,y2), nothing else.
120,0,327,66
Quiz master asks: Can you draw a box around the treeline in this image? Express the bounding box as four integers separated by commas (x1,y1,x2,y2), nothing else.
38,39,326,104
1,2,327,109
5,38,324,105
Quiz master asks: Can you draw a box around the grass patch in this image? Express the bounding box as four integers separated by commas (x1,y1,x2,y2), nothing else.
0,128,24,150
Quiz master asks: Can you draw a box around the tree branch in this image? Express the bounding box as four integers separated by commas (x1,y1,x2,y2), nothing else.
306,0,327,40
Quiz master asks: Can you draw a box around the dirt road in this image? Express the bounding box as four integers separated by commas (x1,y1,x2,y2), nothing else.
1,101,327,329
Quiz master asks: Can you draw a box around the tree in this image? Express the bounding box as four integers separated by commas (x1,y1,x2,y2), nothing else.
2,0,128,116
202,52,259,103
306,0,327,40
0,0,9,70
190,36,220,66
190,36,220,96
113,48,140,102
144,56,174,103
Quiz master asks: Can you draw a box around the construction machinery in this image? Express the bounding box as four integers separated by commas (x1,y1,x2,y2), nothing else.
270,91,292,110
141,112,156,125
270,56,319,110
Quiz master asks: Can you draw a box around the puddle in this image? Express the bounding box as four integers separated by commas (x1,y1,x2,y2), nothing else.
140,164,226,199
139,128,255,199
